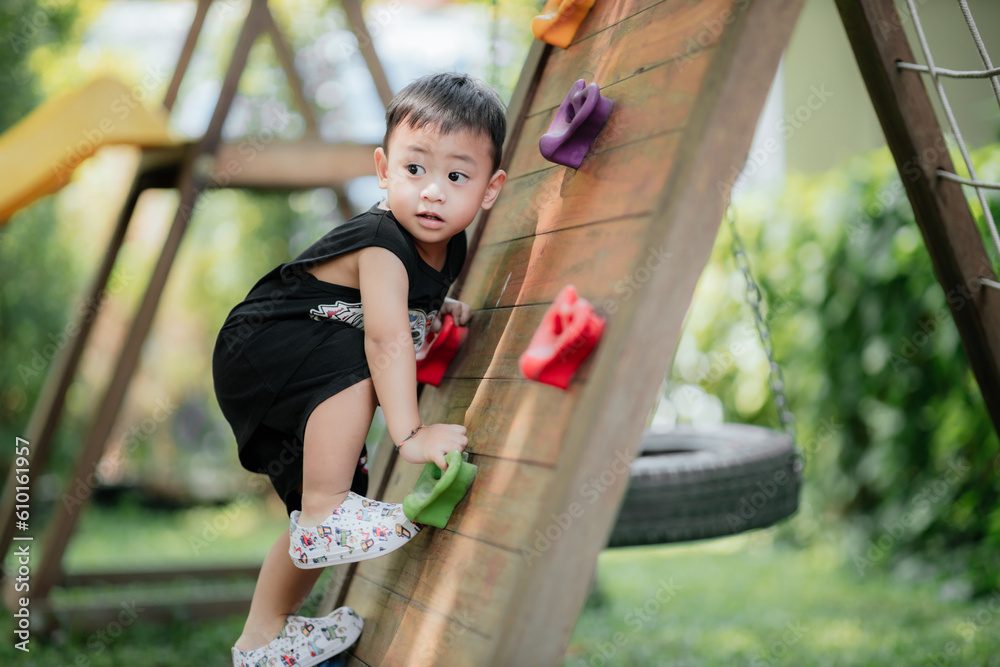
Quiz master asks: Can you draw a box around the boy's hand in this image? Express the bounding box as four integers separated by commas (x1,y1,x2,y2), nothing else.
431,298,472,332
398,423,468,470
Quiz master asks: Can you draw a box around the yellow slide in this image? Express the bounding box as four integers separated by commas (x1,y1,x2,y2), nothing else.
0,76,178,224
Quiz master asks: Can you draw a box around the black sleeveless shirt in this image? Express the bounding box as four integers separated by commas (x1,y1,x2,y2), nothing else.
218,203,466,356
213,204,466,451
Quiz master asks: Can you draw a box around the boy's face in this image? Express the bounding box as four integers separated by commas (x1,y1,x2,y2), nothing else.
374,122,505,250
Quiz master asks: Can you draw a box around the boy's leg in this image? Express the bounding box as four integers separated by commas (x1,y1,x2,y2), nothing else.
233,379,376,652
298,378,378,527
235,528,322,651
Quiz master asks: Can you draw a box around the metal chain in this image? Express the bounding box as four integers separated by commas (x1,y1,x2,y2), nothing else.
725,206,797,444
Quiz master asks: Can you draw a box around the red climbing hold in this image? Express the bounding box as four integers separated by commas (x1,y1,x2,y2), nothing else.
519,285,605,389
416,314,468,386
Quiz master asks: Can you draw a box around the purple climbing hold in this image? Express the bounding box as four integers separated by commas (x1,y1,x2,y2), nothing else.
538,79,614,169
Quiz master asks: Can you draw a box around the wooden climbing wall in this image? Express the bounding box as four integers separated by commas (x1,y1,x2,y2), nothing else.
324,1,805,664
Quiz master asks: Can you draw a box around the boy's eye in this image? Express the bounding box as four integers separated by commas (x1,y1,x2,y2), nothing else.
407,164,425,175
448,172,468,183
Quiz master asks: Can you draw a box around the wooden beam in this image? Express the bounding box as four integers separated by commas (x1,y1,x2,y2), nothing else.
508,51,709,182
164,0,212,111
0,150,144,585
332,183,358,220
493,1,805,663
342,0,394,108
528,0,734,115
347,572,495,666
836,0,1000,435
262,3,320,137
456,39,550,294
60,564,261,587
28,0,269,605
330,0,806,664
211,141,378,189
22,142,379,192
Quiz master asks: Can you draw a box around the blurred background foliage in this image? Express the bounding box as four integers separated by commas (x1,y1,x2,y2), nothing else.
660,144,1000,595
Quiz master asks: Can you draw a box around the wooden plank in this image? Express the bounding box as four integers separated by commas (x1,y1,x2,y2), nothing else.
463,215,655,312
347,575,493,666
527,0,735,115
439,305,517,378
570,0,664,45
493,1,805,664
445,306,541,381
331,1,805,664
479,135,678,246
342,0,394,108
382,601,492,667
164,0,211,110
836,0,1000,434
373,411,551,533
506,46,712,181
60,564,261,587
333,183,359,219
316,558,355,616
344,575,408,665
212,142,378,189
462,379,574,464
422,379,576,466
27,0,269,604
351,529,523,633
262,3,318,136
0,151,145,577
482,227,619,310
441,457,554,547
375,453,551,553
457,39,550,294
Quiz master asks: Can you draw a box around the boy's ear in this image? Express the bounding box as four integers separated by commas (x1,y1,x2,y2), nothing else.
480,169,506,210
374,147,389,189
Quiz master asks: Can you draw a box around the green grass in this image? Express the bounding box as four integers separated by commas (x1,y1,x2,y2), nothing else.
564,531,1000,667
0,498,289,667
2,503,999,666
60,495,290,570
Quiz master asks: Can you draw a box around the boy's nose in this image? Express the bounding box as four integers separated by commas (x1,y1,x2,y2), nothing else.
421,180,445,202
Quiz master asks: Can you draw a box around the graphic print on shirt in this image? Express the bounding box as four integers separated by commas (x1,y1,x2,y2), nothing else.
311,300,437,352
310,300,365,328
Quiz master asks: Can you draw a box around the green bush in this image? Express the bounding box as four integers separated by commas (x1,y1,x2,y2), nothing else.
673,145,1000,594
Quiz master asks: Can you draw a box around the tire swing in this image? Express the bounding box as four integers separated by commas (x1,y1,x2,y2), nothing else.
608,206,803,547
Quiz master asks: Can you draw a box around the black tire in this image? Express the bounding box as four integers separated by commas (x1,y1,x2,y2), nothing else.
608,424,801,547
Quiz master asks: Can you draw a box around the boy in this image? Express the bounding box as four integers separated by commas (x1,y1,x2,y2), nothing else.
213,72,506,666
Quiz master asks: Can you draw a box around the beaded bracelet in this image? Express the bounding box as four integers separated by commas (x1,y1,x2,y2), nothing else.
396,424,426,451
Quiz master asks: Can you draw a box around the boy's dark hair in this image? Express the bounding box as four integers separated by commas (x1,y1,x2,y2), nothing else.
383,72,507,173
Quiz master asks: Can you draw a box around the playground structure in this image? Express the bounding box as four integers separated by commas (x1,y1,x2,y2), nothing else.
1,0,999,665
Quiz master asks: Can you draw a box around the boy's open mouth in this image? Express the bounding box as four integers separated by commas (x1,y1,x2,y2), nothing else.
418,212,443,222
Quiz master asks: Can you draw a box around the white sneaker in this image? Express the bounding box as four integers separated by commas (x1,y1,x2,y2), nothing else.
289,491,421,569
231,606,363,667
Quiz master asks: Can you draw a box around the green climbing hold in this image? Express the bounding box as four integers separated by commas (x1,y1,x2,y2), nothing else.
403,450,478,529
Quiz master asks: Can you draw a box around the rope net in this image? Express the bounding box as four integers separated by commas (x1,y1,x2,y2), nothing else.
899,0,1000,283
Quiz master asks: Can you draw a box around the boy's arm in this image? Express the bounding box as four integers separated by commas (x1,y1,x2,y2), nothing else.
358,247,468,467
358,246,422,443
